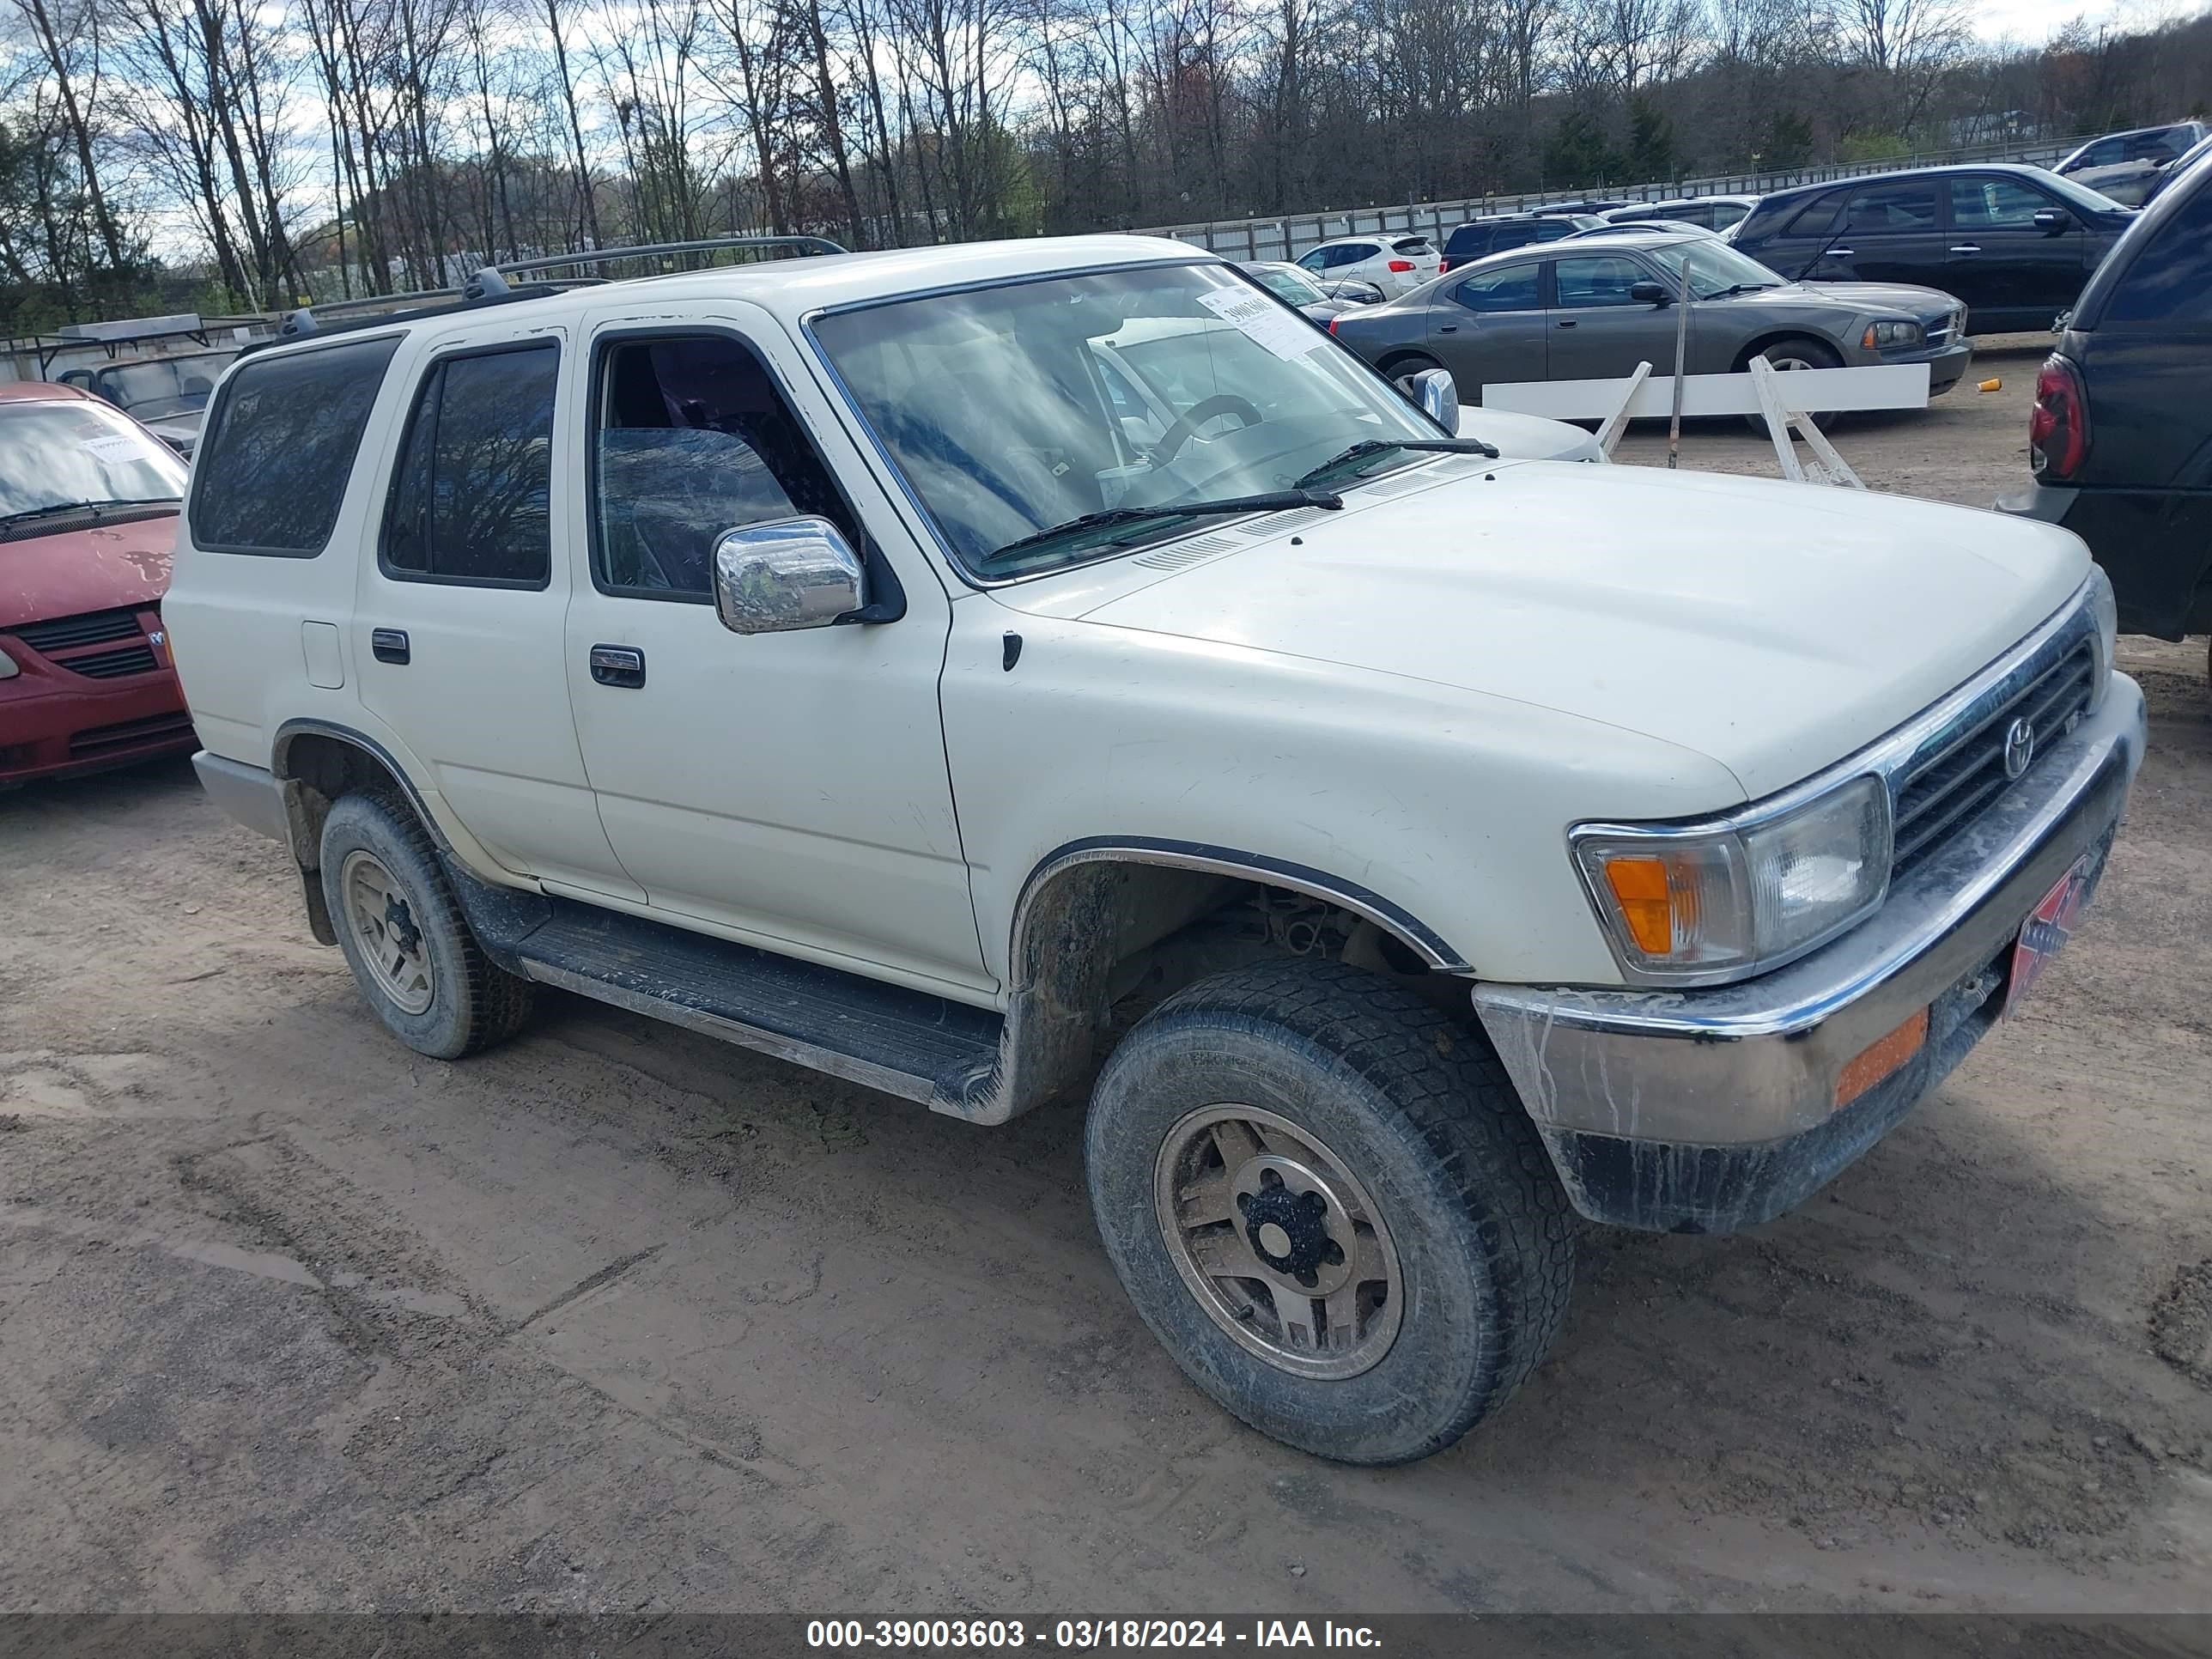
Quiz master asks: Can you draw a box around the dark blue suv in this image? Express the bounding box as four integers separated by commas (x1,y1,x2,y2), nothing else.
1999,149,2212,646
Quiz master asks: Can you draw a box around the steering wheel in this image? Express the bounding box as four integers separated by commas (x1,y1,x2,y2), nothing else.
1150,394,1265,465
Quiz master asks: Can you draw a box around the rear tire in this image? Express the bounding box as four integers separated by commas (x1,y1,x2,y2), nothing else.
319,793,533,1060
1085,957,1575,1464
1742,337,1843,436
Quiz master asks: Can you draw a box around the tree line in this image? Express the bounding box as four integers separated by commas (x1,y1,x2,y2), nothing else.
3,0,2209,331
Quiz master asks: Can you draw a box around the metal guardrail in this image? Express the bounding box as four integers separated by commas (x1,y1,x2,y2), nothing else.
1143,132,2091,261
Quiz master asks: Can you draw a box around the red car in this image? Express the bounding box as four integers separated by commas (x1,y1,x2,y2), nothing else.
1,382,197,785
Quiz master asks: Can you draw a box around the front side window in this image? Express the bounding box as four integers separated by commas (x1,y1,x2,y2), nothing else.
0,398,187,520
591,335,853,598
1950,177,2057,229
1553,256,1649,308
1453,263,1540,313
191,335,400,556
382,342,557,586
1846,180,1939,232
811,262,1443,580
2069,137,2124,170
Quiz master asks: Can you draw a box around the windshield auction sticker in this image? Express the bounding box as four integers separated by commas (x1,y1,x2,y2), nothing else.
1194,289,1327,362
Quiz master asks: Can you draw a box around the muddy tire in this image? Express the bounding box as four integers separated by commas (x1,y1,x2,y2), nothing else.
1085,957,1575,1464
319,793,533,1060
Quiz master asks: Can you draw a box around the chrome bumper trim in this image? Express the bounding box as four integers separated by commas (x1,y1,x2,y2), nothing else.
1473,675,2145,1146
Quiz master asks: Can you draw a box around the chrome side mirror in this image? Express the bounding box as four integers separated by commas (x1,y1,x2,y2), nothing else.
712,515,864,635
1410,366,1459,433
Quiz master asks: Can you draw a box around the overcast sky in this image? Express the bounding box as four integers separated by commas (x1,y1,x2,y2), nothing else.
1977,0,2196,43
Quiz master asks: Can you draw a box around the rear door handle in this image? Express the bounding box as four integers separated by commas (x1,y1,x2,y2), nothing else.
1554,319,1577,329
1826,247,1855,258
1437,322,1459,333
589,644,647,689
370,628,410,665
1948,244,1982,254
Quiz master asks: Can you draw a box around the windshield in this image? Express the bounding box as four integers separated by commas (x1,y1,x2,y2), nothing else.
0,400,188,516
812,263,1441,580
1249,264,1328,307
1644,239,1789,297
2036,169,2133,216
94,355,233,420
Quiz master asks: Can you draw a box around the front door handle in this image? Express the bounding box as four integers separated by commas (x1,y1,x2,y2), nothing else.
1437,322,1459,333
370,628,410,665
1555,319,1577,329
1949,244,1982,254
589,644,647,689
1826,246,1856,258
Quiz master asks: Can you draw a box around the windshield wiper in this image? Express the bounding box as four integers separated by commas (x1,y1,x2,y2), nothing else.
1294,435,1498,489
1704,282,1779,298
0,496,179,529
986,487,1345,563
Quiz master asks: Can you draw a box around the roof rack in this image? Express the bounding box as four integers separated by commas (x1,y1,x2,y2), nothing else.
256,233,849,353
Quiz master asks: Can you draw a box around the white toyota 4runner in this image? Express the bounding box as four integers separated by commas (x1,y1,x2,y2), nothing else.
170,235,2144,1465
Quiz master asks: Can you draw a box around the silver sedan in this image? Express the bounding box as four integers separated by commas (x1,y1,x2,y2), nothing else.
1328,228,1973,404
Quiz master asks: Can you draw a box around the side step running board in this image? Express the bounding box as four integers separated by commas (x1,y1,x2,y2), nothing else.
450,875,1002,1110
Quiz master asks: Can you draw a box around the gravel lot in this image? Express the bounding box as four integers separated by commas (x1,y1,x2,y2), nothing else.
3,337,2209,1615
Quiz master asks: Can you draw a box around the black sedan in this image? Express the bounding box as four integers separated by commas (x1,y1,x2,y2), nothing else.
1237,261,1371,323
1729,164,2133,333
1998,149,2212,646
1328,229,1971,401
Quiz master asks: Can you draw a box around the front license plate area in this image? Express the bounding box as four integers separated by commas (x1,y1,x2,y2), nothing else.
2005,854,2093,1017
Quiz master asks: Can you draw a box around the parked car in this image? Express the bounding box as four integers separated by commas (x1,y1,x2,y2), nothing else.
171,234,2141,1467
1237,260,1369,323
1602,195,1759,231
1293,234,1441,295
2052,120,2208,208
1437,213,1603,273
2142,131,2212,207
1561,219,1719,241
1313,276,1386,305
1729,163,2133,334
0,383,196,786
59,347,238,457
1329,228,1971,403
1998,143,2212,647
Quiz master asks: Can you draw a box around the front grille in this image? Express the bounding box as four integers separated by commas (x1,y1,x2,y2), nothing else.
69,711,195,758
61,644,160,680
1891,642,2096,875
12,607,144,653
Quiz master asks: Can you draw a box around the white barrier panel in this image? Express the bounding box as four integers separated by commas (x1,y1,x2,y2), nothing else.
1481,362,1931,421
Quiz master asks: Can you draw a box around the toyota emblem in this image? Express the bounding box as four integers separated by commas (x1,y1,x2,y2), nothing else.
2002,716,2036,781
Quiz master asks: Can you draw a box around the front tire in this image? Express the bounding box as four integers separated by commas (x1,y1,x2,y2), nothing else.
1085,958,1575,1464
319,793,533,1060
1743,337,1844,436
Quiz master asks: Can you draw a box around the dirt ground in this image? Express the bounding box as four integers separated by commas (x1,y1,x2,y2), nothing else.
3,337,2209,1616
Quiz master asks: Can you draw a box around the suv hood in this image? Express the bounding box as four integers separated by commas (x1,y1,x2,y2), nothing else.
0,514,178,632
994,460,2085,800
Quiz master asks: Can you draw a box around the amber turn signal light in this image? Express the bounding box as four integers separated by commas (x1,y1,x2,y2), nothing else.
1834,1006,1929,1108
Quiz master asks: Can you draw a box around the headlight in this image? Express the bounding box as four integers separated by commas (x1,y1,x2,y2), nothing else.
0,644,18,680
2086,562,2118,711
1574,775,1893,981
1863,320,1924,349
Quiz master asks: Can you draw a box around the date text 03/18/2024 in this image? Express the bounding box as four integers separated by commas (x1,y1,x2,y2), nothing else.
805,1620,1382,1649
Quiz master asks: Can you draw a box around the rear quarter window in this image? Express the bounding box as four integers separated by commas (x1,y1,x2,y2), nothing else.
189,335,401,556
2095,180,2212,327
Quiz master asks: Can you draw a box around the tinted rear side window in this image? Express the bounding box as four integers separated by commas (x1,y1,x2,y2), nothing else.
1444,227,1491,258
2100,183,2212,327
190,336,400,556
381,342,559,586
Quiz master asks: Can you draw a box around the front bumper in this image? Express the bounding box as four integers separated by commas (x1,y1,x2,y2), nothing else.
1905,338,1974,397
1472,673,2146,1234
0,665,195,786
